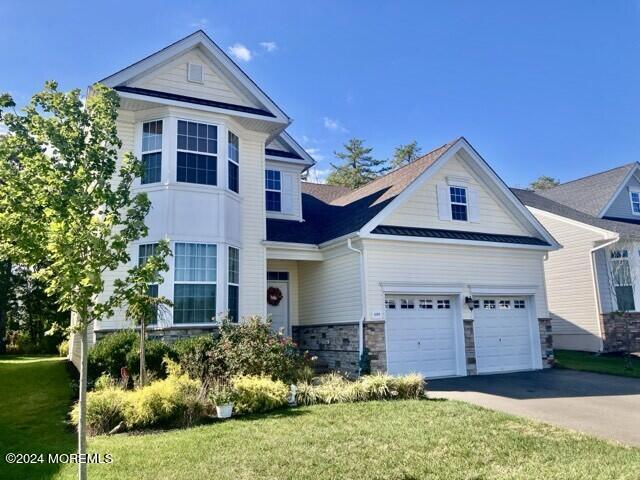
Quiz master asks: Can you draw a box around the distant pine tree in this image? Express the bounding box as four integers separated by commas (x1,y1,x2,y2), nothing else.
326,138,388,188
529,175,560,191
390,141,422,170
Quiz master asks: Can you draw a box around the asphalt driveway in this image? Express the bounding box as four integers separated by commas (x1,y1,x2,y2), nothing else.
429,369,640,446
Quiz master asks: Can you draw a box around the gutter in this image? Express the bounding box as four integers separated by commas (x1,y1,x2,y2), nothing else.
347,237,366,371
590,236,619,351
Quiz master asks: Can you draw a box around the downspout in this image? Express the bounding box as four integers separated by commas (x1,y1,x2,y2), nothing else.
347,237,366,371
590,237,619,351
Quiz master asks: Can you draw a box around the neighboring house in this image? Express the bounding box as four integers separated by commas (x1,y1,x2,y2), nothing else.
514,162,640,353
70,30,560,378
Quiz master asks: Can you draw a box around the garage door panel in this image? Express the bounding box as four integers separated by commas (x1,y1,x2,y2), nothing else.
385,295,460,378
474,296,533,374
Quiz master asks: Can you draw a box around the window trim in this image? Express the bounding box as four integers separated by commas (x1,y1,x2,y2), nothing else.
610,248,636,311
449,185,469,222
265,169,282,212
173,242,218,325
138,242,160,324
629,189,640,216
176,118,219,187
227,246,240,322
227,131,240,194
141,119,163,185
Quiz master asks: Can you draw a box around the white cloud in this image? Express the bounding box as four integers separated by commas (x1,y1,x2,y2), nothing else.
305,147,325,161
190,18,209,28
0,124,7,134
323,117,347,133
228,43,252,62
260,41,278,52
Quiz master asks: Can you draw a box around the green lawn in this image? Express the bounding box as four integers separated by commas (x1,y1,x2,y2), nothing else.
3,357,640,480
555,349,640,379
0,356,75,480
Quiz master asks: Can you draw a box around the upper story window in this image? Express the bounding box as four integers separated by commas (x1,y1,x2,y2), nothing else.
228,131,239,194
450,186,468,221
174,243,217,324
265,169,282,212
141,120,162,184
630,191,640,215
177,120,218,186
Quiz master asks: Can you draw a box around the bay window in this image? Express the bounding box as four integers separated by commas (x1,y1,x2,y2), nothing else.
265,169,281,212
141,120,162,184
177,120,218,186
174,243,217,323
228,131,239,193
228,247,239,322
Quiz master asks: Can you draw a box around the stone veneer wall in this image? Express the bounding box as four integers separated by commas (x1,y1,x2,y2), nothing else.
601,312,640,353
538,318,554,368
292,323,359,376
95,326,217,343
364,321,386,372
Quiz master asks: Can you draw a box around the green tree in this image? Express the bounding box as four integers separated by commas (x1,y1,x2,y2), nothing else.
113,239,172,387
530,175,560,191
390,140,422,170
326,138,388,188
0,82,150,480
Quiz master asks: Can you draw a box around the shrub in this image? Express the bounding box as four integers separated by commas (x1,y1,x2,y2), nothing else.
217,317,312,384
71,387,129,435
88,330,177,386
173,335,226,386
390,373,425,399
94,373,119,391
314,372,358,404
208,380,235,406
57,339,69,357
124,360,204,429
232,375,289,414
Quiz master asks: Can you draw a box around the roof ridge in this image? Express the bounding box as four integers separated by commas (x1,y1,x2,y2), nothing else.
330,138,460,204
545,161,638,191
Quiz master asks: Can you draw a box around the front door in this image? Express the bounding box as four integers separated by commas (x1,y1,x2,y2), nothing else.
267,280,289,335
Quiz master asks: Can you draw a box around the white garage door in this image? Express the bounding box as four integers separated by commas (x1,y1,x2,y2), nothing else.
474,297,534,374
385,295,460,378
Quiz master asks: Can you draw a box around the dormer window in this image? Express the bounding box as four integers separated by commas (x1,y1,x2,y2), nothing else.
450,186,468,221
630,191,640,215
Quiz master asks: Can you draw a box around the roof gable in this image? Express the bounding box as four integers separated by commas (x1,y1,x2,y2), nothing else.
536,163,638,217
100,30,289,124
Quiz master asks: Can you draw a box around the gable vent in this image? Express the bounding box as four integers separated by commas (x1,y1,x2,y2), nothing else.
187,63,204,83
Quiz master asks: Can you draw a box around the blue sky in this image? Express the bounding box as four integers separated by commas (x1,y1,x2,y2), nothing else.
1,1,639,186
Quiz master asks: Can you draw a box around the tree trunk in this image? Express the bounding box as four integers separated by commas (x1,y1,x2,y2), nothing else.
0,260,11,354
78,323,89,480
140,321,146,387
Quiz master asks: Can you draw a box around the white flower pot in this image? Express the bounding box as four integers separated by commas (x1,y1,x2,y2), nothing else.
216,403,233,419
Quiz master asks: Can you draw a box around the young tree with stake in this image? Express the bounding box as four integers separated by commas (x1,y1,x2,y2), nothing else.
0,83,151,480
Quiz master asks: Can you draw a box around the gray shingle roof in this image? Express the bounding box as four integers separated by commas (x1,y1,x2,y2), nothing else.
535,163,638,216
512,188,640,237
300,182,353,204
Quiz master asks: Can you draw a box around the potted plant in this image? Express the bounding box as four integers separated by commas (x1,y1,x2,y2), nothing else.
209,382,235,419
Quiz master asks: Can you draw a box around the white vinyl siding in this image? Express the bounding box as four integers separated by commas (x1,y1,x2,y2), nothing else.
131,48,255,108
387,155,529,236
602,175,640,220
298,247,362,325
265,160,303,221
362,239,549,319
531,211,610,352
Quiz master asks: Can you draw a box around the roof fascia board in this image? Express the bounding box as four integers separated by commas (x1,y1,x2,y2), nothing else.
278,131,315,166
596,163,640,218
360,232,555,251
527,206,618,239
99,31,290,123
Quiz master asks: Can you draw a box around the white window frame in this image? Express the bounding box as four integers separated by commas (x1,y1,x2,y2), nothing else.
449,185,469,222
176,119,219,186
227,246,240,322
141,119,163,185
629,189,640,216
610,249,637,311
173,242,218,325
265,169,282,212
227,131,240,194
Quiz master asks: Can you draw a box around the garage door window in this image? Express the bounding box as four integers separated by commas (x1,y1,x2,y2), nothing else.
419,299,433,309
437,299,451,309
499,300,511,309
483,299,496,309
514,300,526,309
400,299,415,309
385,299,396,309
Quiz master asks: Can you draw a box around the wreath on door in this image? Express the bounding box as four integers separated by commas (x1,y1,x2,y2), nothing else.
267,286,284,306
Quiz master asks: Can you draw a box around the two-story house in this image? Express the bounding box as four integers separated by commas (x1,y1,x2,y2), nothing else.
70,31,560,378
515,163,640,354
